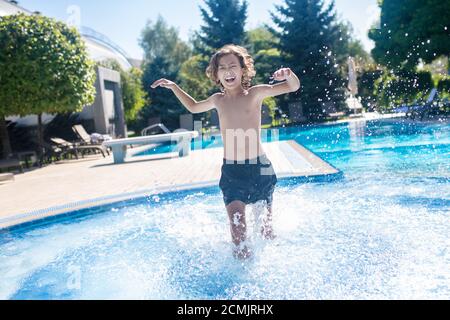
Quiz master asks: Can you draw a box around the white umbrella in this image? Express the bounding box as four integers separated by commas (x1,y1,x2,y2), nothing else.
347,56,358,96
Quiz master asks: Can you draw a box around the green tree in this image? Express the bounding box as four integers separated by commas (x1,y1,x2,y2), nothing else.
140,15,190,66
178,55,213,102
374,70,433,110
247,26,279,56
437,77,450,99
195,0,249,56
246,27,282,125
334,20,371,67
357,67,384,111
271,0,346,122
330,20,375,112
178,54,220,125
369,0,450,71
123,68,147,123
0,13,96,160
139,17,192,131
246,26,281,81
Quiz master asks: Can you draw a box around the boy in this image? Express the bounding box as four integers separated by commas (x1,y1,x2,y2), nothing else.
151,44,300,259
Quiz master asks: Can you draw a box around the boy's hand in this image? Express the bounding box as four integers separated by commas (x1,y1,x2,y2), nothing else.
272,68,293,82
151,78,176,90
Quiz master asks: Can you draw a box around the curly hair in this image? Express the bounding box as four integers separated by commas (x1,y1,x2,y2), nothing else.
206,44,256,91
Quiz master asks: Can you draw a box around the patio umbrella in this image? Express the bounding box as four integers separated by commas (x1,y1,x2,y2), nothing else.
347,56,358,97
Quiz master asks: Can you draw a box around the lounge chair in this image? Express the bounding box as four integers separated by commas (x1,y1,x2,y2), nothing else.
322,102,346,121
72,125,111,155
38,140,76,164
47,139,80,160
346,97,364,118
50,137,107,158
0,155,23,173
395,89,440,120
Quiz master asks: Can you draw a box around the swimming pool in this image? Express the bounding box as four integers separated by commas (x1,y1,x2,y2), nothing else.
0,118,449,299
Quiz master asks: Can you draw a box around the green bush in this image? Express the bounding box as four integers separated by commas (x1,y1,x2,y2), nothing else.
374,70,434,111
437,78,450,98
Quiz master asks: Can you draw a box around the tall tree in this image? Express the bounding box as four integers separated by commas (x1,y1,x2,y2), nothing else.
195,0,249,57
271,0,346,121
373,69,433,110
246,27,281,124
246,26,282,84
0,13,96,160
369,0,450,71
178,55,214,102
334,20,371,67
139,16,192,131
247,26,278,55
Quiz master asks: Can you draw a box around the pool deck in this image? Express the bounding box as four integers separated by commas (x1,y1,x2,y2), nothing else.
0,140,340,230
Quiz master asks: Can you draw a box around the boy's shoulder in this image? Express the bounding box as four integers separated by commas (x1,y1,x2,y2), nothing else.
211,92,225,98
248,84,271,98
210,92,225,102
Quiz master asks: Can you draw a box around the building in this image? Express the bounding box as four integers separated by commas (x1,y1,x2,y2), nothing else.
1,0,134,138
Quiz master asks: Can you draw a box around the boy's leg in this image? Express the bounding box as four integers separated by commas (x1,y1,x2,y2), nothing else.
226,200,251,259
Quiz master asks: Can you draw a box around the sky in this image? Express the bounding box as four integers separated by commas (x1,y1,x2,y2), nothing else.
17,0,380,59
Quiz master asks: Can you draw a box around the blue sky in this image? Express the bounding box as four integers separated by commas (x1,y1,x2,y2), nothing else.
18,0,379,59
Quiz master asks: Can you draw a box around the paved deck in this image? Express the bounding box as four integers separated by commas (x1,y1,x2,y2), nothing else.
0,140,340,229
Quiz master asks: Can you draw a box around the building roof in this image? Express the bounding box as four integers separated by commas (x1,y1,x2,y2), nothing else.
80,26,132,70
0,0,32,15
0,0,133,70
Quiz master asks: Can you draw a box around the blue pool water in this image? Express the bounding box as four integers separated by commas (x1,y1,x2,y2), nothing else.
0,118,449,299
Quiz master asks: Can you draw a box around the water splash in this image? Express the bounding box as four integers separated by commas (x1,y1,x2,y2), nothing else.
1,119,449,299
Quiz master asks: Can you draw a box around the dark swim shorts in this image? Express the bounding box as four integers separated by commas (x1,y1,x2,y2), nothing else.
219,154,278,206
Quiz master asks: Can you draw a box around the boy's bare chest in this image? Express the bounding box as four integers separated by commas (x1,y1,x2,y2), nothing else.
217,96,261,118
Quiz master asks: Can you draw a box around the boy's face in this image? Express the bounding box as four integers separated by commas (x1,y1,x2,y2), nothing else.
217,54,243,90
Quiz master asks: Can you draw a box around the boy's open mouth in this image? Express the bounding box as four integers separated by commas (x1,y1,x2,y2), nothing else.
225,76,236,84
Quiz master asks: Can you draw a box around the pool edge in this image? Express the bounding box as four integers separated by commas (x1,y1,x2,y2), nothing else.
0,170,343,231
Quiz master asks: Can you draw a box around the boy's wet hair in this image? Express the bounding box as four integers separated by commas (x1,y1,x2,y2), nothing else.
206,44,256,91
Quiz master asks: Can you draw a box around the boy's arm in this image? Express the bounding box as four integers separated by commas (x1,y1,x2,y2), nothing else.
151,78,218,114
253,68,301,101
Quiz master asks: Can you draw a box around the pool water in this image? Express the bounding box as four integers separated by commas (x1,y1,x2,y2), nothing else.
0,118,449,299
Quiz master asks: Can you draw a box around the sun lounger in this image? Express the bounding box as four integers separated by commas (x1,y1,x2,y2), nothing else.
322,102,346,120
0,156,23,173
103,131,199,164
395,89,441,120
72,125,111,155
50,137,107,158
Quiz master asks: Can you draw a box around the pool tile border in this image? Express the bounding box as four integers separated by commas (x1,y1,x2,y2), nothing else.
0,170,343,232
0,180,217,231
